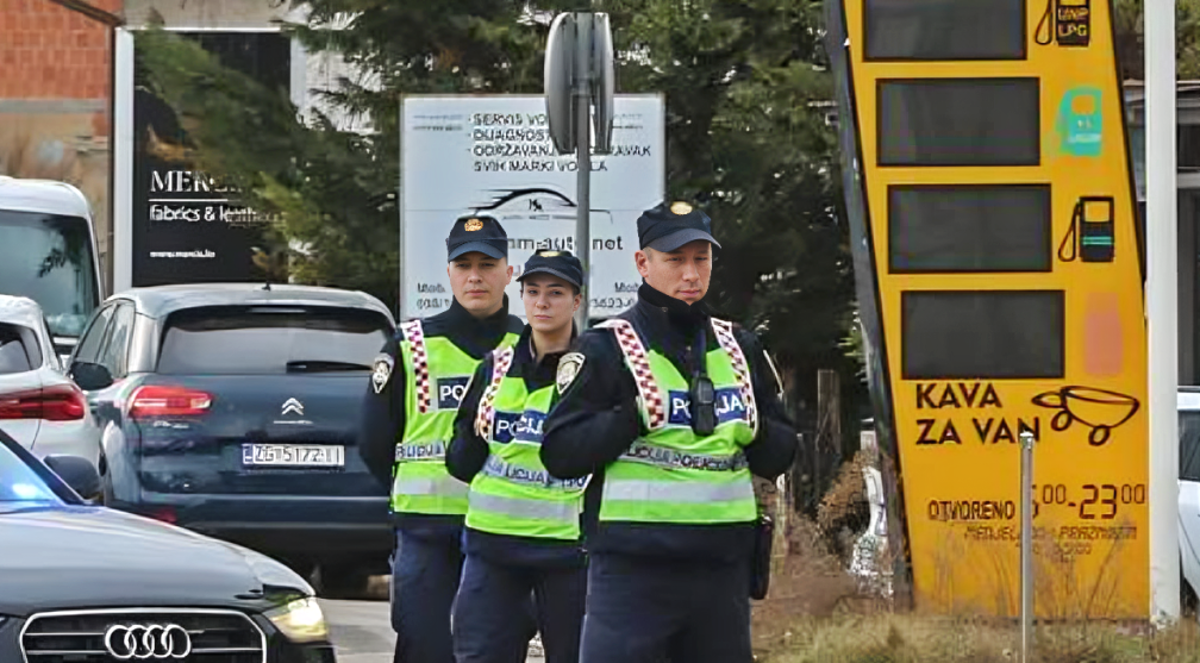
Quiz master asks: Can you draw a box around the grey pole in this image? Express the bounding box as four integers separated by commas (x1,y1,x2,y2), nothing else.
573,12,593,331
1019,428,1035,661
1147,0,1182,624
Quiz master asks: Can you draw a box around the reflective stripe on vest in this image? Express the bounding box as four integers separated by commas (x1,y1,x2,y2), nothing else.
474,347,516,441
598,319,668,429
395,441,446,462
402,320,434,414
710,318,759,438
392,475,471,498
603,478,755,503
620,440,748,472
481,455,588,490
390,321,519,516
465,350,588,540
596,317,758,525
468,492,581,526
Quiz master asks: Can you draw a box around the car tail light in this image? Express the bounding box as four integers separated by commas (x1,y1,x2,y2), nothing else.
128,385,213,418
0,384,86,421
145,506,177,524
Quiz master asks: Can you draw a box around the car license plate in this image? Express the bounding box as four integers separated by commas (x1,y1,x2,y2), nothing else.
241,444,345,467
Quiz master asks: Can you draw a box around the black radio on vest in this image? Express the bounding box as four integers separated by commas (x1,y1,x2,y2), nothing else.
689,328,717,436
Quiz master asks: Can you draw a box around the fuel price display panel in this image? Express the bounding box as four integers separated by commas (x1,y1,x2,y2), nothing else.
826,0,1148,618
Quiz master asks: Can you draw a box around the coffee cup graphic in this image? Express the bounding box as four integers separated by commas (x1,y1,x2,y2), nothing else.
1031,386,1139,446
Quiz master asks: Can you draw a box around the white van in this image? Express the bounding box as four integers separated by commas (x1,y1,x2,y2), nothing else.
0,177,105,361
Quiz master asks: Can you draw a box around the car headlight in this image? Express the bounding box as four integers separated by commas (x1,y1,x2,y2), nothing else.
244,551,315,596
265,596,328,643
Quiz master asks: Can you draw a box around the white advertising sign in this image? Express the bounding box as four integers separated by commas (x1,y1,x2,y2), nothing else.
399,94,665,321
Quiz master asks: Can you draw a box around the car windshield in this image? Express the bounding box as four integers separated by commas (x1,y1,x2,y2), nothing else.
156,305,392,375
1182,410,1200,482
0,437,61,503
0,210,99,339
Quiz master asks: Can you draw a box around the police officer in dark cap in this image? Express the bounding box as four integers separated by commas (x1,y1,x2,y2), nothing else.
539,201,798,662
360,213,527,663
447,249,590,663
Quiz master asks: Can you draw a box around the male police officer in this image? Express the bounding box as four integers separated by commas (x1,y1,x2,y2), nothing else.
447,249,590,663
540,201,797,663
360,214,525,663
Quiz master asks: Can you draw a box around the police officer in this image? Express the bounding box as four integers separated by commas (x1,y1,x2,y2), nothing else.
360,214,526,663
446,249,590,663
540,201,798,663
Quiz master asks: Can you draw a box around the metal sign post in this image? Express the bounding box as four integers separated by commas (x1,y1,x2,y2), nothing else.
1019,429,1035,662
573,12,593,329
1146,0,1181,627
545,11,615,328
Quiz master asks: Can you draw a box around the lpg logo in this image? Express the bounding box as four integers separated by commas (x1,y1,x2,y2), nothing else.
437,377,471,409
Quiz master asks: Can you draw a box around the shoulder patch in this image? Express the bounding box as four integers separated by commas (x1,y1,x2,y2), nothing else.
372,353,395,394
557,352,585,395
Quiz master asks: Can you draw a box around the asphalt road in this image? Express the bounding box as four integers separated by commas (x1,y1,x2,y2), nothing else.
320,598,545,663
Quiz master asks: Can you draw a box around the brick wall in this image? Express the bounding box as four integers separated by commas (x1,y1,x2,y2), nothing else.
0,0,120,100
0,0,122,292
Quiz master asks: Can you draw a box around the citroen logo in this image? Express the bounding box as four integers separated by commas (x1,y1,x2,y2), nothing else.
281,398,304,416
103,623,192,660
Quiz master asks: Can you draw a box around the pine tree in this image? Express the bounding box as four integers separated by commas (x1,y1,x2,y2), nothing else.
137,0,860,413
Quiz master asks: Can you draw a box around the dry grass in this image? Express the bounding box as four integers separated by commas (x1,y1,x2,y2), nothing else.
751,456,1200,663
755,614,1200,663
752,517,1200,663
752,505,887,658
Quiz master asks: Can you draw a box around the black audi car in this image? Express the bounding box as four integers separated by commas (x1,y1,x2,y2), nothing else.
64,283,396,595
0,428,336,662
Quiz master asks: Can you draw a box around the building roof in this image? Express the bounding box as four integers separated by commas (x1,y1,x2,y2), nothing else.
1121,80,1200,110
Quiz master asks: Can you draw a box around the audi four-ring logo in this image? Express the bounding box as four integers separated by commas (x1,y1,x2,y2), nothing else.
103,623,192,660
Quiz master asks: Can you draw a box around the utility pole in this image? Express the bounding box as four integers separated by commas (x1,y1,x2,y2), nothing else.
1146,0,1181,626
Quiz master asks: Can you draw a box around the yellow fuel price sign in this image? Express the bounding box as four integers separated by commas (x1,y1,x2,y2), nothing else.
826,0,1148,618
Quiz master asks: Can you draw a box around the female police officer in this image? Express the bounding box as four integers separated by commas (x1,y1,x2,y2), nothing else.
539,202,797,663
446,249,590,663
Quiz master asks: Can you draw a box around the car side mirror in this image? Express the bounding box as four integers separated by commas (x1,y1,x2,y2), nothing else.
43,455,102,502
71,361,113,391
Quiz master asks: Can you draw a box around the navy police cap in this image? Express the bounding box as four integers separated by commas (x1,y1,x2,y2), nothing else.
636,201,721,252
518,249,584,290
447,214,509,261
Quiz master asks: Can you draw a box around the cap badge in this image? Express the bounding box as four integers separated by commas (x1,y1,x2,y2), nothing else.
670,201,693,216
540,250,562,257
464,218,484,232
